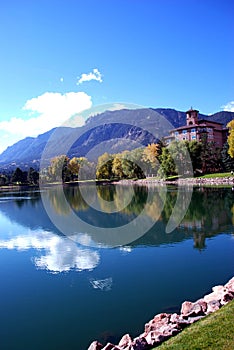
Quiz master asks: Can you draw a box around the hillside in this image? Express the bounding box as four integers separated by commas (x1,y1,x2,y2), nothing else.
0,108,233,171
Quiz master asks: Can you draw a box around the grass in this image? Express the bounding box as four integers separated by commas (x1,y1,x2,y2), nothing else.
200,172,233,179
154,299,234,350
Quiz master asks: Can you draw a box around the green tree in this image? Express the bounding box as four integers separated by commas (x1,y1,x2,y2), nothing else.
185,140,202,174
158,147,176,177
27,167,39,185
200,136,222,174
11,167,27,184
0,174,8,186
221,142,234,171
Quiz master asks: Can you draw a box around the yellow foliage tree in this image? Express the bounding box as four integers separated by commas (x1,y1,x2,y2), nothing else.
227,120,234,158
142,143,160,166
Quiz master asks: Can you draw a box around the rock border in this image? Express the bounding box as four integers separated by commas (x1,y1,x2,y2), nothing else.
88,276,234,350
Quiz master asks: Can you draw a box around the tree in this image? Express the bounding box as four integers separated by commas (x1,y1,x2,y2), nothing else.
227,119,234,158
96,153,114,180
142,143,161,175
221,142,234,171
68,157,81,180
185,140,202,174
112,156,125,179
27,167,39,185
200,136,222,174
158,147,176,177
0,174,8,186
48,155,71,182
11,167,27,184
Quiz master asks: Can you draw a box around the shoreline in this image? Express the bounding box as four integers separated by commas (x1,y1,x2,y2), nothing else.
113,176,234,187
1,175,234,190
88,276,234,350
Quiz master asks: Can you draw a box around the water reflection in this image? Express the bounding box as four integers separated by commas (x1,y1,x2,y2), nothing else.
90,277,113,291
0,228,99,273
0,185,233,266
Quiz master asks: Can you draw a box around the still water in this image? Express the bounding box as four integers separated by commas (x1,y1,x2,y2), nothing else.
0,184,233,349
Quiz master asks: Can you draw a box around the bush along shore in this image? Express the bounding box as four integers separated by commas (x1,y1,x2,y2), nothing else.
88,276,234,350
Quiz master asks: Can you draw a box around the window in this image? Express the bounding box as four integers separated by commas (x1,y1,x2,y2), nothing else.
182,129,187,134
191,128,196,133
175,131,179,135
192,135,196,139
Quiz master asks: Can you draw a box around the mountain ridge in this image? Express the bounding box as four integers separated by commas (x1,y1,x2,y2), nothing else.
0,108,233,171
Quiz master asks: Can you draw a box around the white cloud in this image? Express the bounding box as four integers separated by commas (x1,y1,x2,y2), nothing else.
77,68,103,85
0,230,100,273
0,91,92,153
221,101,234,112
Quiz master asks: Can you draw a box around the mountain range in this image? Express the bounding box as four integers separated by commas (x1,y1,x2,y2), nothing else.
0,108,233,171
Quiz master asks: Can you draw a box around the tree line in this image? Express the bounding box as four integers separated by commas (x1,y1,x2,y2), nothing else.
1,120,233,185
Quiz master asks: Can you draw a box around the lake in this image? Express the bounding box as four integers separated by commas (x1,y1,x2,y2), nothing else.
0,184,233,349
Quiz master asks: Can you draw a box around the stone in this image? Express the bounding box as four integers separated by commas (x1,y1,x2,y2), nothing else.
206,300,221,314
187,315,205,323
180,301,204,317
225,277,234,293
87,341,103,350
131,337,149,350
101,343,121,350
118,334,132,348
180,301,193,316
221,291,234,305
195,299,208,313
144,332,169,346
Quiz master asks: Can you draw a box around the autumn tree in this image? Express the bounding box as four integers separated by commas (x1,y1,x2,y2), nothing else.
142,143,161,175
112,156,125,179
96,152,114,180
227,119,234,158
49,155,71,182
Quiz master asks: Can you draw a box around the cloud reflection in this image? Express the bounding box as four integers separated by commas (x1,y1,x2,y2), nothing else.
0,230,100,273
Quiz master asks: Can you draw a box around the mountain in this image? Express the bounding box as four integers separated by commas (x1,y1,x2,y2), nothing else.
0,108,233,171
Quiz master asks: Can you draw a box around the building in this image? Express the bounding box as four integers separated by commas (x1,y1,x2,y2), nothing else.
164,108,227,148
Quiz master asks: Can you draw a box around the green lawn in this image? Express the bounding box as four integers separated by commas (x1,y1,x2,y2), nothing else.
154,300,234,350
200,172,233,179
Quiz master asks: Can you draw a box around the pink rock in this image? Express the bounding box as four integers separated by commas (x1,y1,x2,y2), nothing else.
212,285,226,293
144,313,171,334
131,337,149,349
145,332,167,346
118,334,132,348
195,299,207,313
180,301,193,316
204,291,220,303
225,277,234,293
101,343,121,350
87,341,103,350
206,300,221,314
180,301,204,317
170,313,180,323
221,291,234,305
187,315,205,323
153,313,171,323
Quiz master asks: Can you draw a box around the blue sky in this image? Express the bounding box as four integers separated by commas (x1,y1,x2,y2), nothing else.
0,0,233,153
